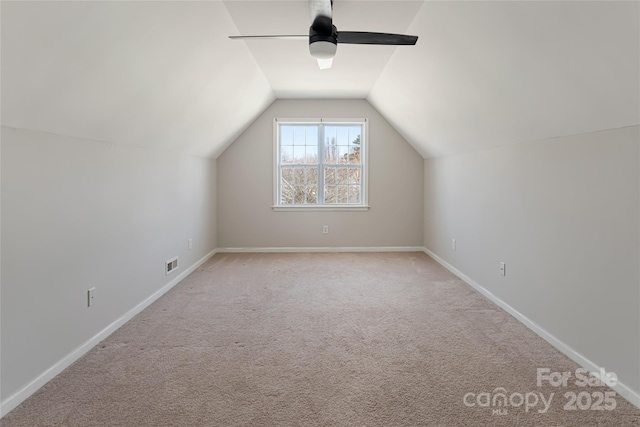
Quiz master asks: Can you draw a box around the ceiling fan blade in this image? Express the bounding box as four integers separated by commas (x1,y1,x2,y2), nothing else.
229,35,307,40
317,57,333,70
337,31,418,45
309,0,332,23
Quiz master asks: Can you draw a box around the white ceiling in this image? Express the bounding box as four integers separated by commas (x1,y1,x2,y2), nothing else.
2,1,638,159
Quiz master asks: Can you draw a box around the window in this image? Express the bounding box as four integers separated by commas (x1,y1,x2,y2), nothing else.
273,118,368,210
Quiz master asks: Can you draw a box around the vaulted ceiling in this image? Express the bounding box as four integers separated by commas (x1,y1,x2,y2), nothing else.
2,1,638,159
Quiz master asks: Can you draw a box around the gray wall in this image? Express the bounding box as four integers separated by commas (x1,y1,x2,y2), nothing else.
1,126,217,401
424,125,640,394
217,99,424,249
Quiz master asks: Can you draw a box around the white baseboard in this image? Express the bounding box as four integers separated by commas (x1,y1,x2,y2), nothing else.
0,249,218,418
422,247,640,410
217,246,425,253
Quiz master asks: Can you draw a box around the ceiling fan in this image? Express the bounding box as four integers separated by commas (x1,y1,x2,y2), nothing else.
229,0,418,70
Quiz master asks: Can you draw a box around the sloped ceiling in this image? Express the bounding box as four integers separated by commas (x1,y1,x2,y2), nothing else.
1,1,274,158
369,1,640,157
2,1,638,159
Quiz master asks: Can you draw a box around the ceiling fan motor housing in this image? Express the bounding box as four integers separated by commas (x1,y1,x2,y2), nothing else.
309,15,337,59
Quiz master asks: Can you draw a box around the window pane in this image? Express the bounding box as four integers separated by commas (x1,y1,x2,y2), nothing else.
336,167,348,184
337,146,349,164
292,146,305,164
336,126,349,145
294,167,305,185
281,192,293,204
294,126,306,145
348,185,360,204
306,167,318,185
306,185,318,204
282,167,293,184
325,126,337,147
348,127,362,164
349,126,361,145
324,167,335,185
349,168,361,185
294,186,305,204
325,185,336,203
281,145,294,164
324,142,338,163
305,126,318,145
306,147,318,164
348,146,361,164
281,126,294,145
337,185,348,204
281,170,293,204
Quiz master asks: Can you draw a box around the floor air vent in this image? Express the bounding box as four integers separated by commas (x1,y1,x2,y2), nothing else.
165,257,178,275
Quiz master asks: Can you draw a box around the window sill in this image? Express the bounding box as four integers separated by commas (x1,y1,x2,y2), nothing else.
272,205,370,212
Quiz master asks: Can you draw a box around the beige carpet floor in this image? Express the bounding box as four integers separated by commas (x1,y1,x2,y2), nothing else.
2,252,639,426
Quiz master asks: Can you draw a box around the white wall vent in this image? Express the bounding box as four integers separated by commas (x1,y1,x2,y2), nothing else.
165,256,178,275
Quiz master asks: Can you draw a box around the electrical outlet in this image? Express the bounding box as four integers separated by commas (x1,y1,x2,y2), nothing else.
499,262,506,277
452,239,456,251
322,225,329,234
188,238,193,250
88,287,96,307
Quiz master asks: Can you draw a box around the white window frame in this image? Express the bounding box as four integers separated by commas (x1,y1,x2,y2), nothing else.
273,118,369,211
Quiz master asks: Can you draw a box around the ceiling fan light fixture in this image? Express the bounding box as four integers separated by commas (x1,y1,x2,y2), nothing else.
316,57,333,69
309,40,337,59
229,0,418,69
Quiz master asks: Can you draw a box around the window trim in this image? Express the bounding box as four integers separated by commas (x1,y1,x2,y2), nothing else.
273,118,369,211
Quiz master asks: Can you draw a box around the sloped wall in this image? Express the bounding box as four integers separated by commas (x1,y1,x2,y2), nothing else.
1,127,217,408
424,125,640,399
217,99,423,249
